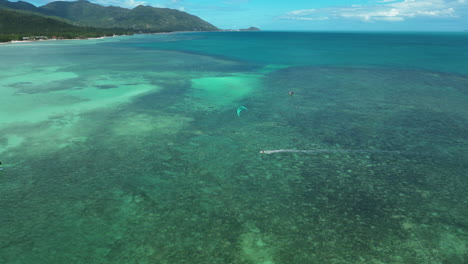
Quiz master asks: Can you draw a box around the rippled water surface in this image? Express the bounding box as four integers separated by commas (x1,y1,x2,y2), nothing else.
0,32,467,263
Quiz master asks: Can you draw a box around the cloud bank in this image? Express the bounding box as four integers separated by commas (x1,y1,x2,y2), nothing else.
282,0,466,22
93,0,183,9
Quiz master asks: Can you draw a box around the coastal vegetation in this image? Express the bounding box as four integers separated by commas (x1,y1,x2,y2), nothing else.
0,0,219,43
0,9,132,42
38,0,219,32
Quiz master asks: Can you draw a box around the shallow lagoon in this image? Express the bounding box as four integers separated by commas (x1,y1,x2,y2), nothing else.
0,32,467,263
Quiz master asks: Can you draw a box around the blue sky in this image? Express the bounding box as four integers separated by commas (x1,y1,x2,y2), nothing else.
28,0,468,31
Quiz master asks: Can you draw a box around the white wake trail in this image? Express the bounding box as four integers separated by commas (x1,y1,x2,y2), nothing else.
259,149,403,155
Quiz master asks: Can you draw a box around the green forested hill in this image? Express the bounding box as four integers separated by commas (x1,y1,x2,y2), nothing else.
118,5,219,32
38,0,129,26
0,0,38,12
0,0,219,32
0,9,76,34
0,9,131,42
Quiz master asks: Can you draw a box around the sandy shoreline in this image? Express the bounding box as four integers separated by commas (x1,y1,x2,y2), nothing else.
0,31,217,46
0,35,121,46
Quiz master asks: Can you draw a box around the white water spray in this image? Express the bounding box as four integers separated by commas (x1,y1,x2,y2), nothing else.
259,149,403,155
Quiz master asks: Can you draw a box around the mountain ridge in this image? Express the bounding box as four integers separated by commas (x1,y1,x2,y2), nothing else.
0,0,219,32
0,8,132,42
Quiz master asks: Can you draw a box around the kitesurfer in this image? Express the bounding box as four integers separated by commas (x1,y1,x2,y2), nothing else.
237,106,248,117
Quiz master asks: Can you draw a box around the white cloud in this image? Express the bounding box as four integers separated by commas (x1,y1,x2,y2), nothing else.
297,17,330,21
223,0,250,4
94,0,149,8
286,9,316,15
282,16,329,21
282,0,465,22
93,0,191,10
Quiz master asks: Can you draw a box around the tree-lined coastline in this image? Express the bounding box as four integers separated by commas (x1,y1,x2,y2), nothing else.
0,9,133,42
0,0,219,42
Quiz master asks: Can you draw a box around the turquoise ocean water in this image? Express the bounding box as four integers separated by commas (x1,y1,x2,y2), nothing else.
0,32,467,263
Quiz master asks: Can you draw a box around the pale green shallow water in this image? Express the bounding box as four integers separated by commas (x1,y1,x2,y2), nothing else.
0,32,467,263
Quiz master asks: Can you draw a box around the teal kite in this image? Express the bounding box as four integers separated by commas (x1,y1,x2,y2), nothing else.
237,106,248,117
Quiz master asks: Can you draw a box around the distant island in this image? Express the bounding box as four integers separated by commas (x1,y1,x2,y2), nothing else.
0,0,219,43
